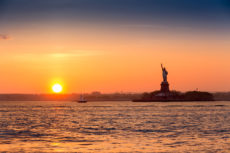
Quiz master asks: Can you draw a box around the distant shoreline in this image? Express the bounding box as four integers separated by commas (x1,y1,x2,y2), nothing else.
132,91,215,102
0,92,229,101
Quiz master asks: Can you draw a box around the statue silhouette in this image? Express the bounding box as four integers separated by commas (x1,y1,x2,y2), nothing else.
161,64,168,82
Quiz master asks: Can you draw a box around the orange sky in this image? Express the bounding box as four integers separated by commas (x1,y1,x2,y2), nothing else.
0,22,230,93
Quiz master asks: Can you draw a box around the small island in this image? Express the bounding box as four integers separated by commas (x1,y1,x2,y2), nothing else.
133,64,214,102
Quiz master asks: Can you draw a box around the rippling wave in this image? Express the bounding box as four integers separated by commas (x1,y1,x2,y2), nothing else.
0,101,230,152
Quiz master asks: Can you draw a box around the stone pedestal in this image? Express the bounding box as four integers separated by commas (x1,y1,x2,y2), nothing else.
160,81,170,93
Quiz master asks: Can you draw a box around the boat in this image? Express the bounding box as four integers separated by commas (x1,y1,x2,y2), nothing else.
77,94,87,103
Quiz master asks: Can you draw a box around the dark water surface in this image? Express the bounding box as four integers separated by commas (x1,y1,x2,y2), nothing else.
0,101,230,152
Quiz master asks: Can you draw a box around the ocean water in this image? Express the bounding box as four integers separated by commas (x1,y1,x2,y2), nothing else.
0,101,230,153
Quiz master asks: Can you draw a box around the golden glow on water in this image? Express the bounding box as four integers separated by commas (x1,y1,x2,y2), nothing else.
0,101,230,152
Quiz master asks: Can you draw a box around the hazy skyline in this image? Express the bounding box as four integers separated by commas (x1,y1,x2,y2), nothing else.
0,0,230,93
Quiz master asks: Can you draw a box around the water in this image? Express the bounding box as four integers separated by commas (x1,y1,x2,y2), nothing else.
0,101,230,152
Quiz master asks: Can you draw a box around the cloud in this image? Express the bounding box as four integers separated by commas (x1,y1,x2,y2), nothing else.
0,34,10,40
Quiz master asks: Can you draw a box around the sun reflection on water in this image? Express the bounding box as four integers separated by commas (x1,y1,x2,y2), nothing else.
0,101,230,152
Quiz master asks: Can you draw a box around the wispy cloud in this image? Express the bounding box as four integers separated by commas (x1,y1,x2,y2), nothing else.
11,50,104,60
47,50,104,58
0,34,10,40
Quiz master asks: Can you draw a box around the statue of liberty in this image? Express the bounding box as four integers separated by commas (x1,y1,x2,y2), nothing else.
161,64,168,82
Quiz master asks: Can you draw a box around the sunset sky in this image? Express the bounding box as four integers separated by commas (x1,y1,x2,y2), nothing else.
0,0,230,93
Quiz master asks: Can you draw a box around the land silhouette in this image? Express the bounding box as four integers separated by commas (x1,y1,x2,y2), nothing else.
133,64,214,102
0,92,229,101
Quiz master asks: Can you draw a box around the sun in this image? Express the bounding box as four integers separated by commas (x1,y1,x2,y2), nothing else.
52,83,63,93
